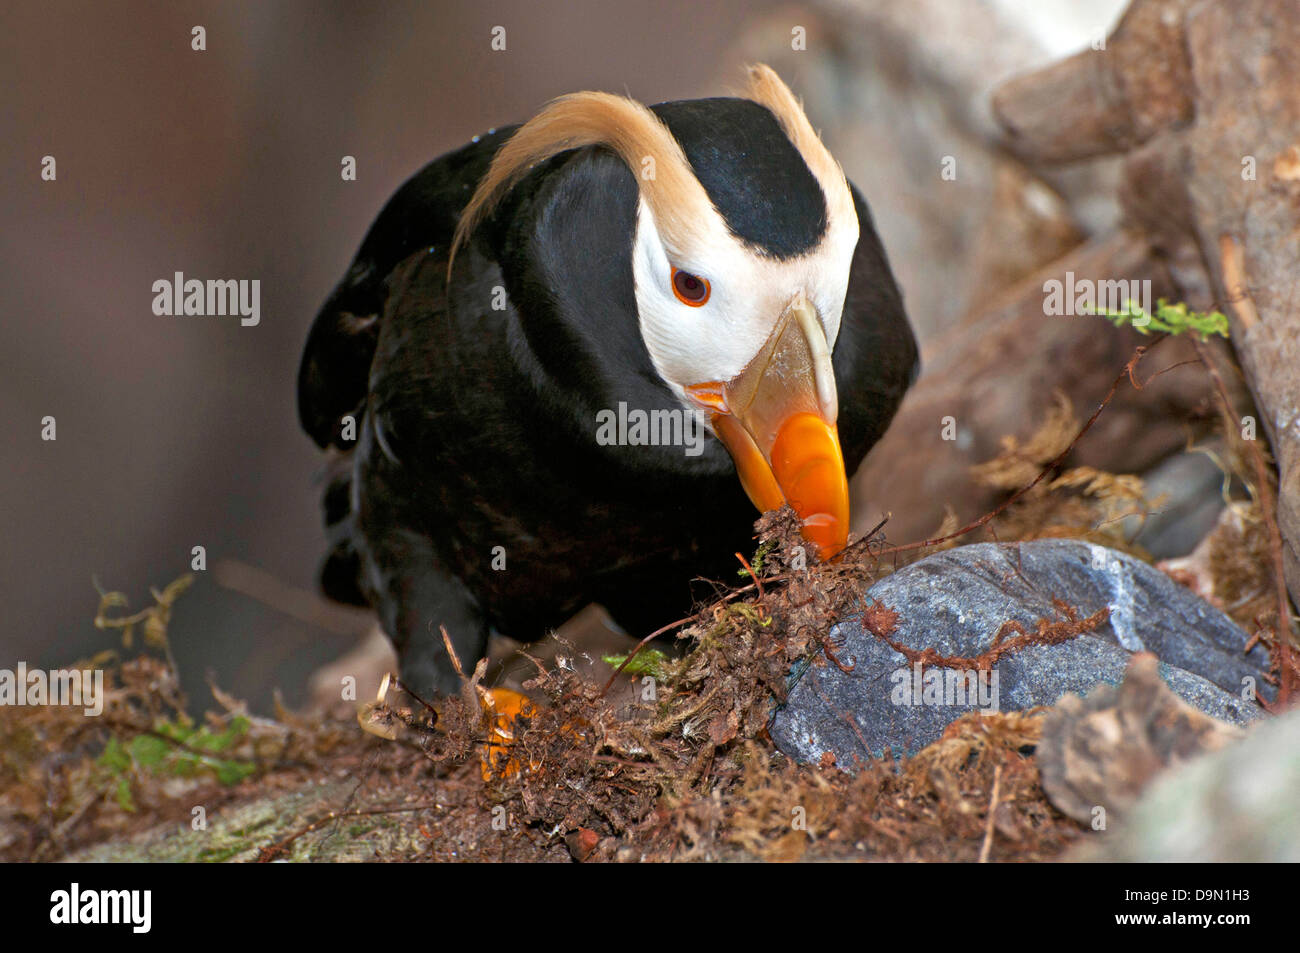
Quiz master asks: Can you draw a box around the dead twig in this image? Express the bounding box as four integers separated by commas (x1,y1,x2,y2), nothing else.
876,344,1158,558
1193,340,1297,706
735,551,766,603
978,763,1002,864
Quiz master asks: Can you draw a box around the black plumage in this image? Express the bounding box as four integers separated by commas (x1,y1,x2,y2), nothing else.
298,95,917,696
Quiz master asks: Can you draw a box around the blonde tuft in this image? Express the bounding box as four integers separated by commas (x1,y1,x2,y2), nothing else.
448,91,714,277
448,65,854,280
741,64,856,226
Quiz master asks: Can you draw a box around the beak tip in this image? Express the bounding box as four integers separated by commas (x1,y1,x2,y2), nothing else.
770,414,850,562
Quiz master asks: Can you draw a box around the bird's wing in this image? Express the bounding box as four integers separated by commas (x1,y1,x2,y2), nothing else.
297,132,511,449
833,183,919,476
297,132,513,607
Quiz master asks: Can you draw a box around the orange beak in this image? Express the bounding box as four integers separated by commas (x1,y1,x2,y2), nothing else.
689,295,849,561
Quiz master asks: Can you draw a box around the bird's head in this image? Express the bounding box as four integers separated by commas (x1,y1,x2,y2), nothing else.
451,66,868,561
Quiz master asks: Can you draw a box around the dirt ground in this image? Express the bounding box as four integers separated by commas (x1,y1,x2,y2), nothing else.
1,512,1090,863
4,386,1290,863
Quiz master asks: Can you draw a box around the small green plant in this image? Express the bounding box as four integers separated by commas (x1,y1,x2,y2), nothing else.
1084,298,1229,341
602,648,674,680
738,540,777,577
97,716,256,811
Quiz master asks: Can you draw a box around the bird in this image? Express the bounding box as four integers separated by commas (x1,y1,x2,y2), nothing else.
298,65,918,699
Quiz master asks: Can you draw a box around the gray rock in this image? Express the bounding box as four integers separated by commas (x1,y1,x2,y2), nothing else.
1123,445,1229,559
770,540,1271,765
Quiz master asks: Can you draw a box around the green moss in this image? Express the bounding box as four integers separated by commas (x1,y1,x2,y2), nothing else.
738,540,778,577
197,843,249,863
602,648,673,679
1084,298,1229,341
95,714,257,812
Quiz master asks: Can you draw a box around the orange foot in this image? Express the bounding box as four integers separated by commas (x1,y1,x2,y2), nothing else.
478,686,537,780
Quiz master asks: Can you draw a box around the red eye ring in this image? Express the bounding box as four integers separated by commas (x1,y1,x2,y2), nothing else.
671,267,711,307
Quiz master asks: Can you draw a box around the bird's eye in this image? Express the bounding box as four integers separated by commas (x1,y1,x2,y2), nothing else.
671,267,711,307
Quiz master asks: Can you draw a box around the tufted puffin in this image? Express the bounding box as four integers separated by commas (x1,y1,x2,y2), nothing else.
298,65,917,698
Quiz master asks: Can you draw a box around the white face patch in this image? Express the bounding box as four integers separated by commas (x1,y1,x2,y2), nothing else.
631,195,859,414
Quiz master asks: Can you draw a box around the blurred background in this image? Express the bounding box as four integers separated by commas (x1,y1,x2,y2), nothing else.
2,0,1127,712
